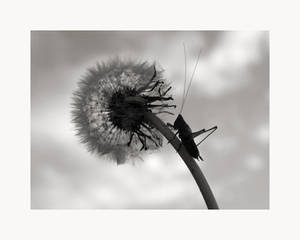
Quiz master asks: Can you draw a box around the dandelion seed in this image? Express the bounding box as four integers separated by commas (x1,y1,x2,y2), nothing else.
71,58,175,164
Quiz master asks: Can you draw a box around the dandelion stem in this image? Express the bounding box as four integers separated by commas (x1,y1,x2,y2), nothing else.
144,111,219,209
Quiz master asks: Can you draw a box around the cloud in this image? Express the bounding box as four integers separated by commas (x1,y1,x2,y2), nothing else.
254,124,269,143
192,32,267,96
244,155,265,171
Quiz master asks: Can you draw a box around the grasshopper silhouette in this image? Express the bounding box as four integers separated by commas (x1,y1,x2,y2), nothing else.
167,46,217,161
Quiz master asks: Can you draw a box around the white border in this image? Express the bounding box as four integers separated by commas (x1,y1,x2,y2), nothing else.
1,0,300,239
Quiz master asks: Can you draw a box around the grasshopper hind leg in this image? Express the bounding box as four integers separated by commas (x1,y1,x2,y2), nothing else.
167,130,179,144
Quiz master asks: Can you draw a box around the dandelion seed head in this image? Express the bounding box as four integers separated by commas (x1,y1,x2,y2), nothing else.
72,58,175,164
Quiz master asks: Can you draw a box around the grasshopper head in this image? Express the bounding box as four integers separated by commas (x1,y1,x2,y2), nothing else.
174,114,184,130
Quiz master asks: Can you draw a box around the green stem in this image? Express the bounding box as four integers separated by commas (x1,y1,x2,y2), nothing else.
144,111,219,209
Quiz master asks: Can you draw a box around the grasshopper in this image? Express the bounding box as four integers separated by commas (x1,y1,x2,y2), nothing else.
167,45,217,161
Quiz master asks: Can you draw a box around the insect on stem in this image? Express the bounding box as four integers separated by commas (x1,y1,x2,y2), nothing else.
144,111,219,209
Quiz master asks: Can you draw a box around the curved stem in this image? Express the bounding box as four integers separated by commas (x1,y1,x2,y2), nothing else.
144,111,219,209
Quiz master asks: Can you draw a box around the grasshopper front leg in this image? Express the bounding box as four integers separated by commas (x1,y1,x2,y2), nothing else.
166,122,179,144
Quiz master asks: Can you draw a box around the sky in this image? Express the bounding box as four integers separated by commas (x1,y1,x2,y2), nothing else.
31,31,269,209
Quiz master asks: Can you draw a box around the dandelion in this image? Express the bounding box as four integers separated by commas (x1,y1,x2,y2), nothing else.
71,58,218,209
72,59,175,164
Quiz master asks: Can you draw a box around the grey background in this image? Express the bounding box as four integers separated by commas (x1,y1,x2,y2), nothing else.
31,31,269,209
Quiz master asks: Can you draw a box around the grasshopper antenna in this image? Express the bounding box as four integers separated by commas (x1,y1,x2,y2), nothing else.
181,48,202,114
179,43,188,114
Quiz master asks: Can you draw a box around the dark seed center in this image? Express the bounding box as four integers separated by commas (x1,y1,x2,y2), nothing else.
108,88,145,132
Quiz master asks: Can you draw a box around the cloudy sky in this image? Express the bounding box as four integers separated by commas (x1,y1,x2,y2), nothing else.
31,31,269,209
